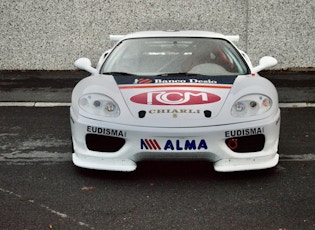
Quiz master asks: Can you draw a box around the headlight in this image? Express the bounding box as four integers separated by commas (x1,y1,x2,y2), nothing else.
79,93,120,117
231,94,272,117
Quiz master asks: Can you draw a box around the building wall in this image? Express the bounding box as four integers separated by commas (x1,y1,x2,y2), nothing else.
0,0,314,70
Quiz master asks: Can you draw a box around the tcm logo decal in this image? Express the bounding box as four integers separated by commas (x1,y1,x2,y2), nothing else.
141,139,208,151
131,90,221,105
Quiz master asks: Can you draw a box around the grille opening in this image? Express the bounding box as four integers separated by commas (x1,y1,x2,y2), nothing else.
225,134,265,153
86,134,125,152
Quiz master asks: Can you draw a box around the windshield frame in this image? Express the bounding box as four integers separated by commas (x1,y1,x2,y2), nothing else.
101,37,251,76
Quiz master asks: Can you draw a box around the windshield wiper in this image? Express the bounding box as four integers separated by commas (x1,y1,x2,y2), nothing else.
102,71,135,76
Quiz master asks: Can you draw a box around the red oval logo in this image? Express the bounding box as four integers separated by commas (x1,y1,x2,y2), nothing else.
130,90,221,105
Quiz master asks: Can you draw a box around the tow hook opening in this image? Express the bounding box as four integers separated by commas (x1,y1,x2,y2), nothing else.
227,139,238,150
225,134,265,153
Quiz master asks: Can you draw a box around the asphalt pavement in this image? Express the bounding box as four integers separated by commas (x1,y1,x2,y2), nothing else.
0,70,314,229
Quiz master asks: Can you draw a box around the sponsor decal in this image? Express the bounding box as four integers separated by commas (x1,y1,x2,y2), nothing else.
87,126,126,137
130,90,220,105
134,78,153,84
141,139,161,150
135,78,218,84
225,127,264,138
148,109,200,114
114,75,237,85
141,139,208,151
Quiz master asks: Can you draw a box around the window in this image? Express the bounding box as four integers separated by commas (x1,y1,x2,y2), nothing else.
101,38,250,76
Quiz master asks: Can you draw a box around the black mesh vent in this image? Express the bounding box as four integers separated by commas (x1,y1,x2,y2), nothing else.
86,134,125,152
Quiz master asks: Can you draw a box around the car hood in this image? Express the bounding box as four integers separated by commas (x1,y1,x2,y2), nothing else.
114,75,236,124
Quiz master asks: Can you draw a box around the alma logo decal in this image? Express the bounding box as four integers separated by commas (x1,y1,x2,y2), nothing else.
141,139,208,151
130,90,220,105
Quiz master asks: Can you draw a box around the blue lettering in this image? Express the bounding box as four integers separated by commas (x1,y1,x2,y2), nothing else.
198,139,208,150
176,140,183,150
184,140,196,150
163,139,208,151
164,140,174,150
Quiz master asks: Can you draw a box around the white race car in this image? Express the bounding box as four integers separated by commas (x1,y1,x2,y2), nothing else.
71,30,280,172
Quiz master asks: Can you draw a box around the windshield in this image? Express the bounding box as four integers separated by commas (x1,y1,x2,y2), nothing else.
101,38,250,76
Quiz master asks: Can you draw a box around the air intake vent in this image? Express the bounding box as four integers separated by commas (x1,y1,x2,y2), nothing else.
225,134,265,153
86,134,125,152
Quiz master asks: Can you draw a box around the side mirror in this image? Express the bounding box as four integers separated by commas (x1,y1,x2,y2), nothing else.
74,58,97,75
252,56,278,73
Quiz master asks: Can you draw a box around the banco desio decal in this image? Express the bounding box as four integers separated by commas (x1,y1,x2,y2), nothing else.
130,90,220,105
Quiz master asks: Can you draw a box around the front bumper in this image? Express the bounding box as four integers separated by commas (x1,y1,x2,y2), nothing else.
70,107,280,172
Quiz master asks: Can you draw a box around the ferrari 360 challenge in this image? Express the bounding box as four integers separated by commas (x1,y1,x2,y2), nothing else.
71,30,280,172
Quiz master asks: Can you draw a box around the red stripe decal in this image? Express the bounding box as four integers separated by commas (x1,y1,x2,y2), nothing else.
119,84,232,89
